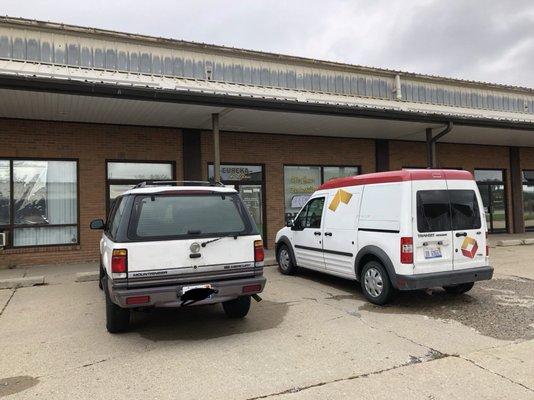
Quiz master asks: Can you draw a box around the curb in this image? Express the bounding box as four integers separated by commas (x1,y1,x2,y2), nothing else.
495,239,534,247
0,276,45,289
75,271,99,283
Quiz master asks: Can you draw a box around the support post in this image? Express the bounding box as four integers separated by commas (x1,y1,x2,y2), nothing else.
509,146,525,233
212,113,220,183
425,122,453,168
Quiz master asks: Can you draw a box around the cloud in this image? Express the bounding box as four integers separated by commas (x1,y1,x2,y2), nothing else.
2,0,534,87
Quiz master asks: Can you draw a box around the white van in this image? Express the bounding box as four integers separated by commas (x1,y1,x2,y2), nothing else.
275,169,493,305
90,182,266,333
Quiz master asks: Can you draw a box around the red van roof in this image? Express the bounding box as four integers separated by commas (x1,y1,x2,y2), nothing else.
319,169,473,190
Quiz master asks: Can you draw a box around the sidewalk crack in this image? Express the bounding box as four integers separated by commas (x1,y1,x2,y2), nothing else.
458,356,534,393
0,289,16,317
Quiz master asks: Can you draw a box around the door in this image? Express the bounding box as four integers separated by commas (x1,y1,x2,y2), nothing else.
448,184,486,271
239,185,263,237
292,197,326,270
412,181,454,274
323,187,360,277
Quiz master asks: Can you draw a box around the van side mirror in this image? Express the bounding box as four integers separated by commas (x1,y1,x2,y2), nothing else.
90,219,105,230
291,219,303,231
286,219,294,228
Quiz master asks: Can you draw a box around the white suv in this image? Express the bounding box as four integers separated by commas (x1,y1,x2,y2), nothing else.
90,181,266,333
276,169,493,305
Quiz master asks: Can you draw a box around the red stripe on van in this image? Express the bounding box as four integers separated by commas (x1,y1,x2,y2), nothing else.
319,169,473,190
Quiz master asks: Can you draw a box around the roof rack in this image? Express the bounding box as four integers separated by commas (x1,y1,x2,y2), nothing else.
133,180,225,188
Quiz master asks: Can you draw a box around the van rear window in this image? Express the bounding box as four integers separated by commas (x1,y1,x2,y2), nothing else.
417,190,481,232
128,193,255,240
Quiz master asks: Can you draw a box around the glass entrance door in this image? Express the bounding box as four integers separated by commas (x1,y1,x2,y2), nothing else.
478,184,507,233
238,185,263,237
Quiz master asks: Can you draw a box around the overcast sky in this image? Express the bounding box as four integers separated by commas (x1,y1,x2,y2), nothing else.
3,0,534,87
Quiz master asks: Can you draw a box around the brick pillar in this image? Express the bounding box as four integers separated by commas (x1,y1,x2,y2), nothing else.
509,146,525,233
182,129,202,180
375,139,390,172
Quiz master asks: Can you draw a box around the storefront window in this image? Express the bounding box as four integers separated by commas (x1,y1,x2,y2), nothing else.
106,161,174,212
522,170,534,230
0,160,9,226
475,169,506,233
284,165,359,221
0,159,78,247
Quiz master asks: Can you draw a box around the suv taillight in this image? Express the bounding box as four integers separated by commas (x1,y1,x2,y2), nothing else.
111,249,128,273
400,237,413,264
254,240,264,262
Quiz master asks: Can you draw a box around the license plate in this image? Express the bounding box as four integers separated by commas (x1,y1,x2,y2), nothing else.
424,247,442,259
181,284,213,296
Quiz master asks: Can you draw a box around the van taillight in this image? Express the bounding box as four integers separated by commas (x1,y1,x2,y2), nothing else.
400,237,413,264
111,249,128,273
254,240,264,262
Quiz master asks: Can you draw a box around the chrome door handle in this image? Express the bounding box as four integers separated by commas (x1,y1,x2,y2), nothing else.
455,232,467,237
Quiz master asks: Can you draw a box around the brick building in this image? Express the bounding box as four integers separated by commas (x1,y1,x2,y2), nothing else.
1,17,534,267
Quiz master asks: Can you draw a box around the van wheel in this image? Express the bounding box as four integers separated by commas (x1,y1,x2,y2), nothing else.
222,296,251,318
443,282,474,294
104,280,130,333
361,261,394,305
277,244,297,275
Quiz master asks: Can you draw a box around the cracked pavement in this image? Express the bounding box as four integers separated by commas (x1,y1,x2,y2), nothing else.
0,246,533,399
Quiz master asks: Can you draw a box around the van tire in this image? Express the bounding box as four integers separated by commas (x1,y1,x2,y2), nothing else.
277,244,297,275
443,282,474,294
222,296,251,318
105,280,130,333
360,261,394,305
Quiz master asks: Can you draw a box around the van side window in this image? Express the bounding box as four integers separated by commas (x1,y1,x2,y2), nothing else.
417,191,451,232
450,190,481,230
304,197,325,228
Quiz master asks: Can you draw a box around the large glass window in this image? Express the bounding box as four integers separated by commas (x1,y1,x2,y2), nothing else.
284,165,359,221
0,159,78,247
106,161,174,212
522,170,534,231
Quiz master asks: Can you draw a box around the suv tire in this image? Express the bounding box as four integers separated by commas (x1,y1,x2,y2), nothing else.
98,264,105,290
104,279,130,333
360,260,394,305
222,296,251,318
277,244,297,275
443,282,474,294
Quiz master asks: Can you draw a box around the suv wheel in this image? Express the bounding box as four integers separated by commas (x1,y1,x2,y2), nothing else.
222,296,251,318
360,261,394,305
104,279,130,333
277,244,297,275
443,282,474,294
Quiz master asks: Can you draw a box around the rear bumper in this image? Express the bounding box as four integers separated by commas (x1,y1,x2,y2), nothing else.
108,276,266,308
395,266,493,291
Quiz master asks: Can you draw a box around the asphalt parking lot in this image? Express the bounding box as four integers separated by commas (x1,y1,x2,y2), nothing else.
0,246,533,399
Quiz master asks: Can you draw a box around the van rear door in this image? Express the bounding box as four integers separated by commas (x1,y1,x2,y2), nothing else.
447,181,487,270
412,181,454,274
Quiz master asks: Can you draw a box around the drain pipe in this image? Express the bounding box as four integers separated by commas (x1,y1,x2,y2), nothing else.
426,122,453,168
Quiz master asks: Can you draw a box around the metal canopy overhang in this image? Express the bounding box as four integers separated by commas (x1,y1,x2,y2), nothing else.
1,75,534,147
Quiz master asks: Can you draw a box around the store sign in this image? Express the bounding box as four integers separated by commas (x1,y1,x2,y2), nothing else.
209,165,262,181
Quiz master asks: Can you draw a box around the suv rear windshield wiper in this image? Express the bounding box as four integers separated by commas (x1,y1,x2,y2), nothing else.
201,233,240,247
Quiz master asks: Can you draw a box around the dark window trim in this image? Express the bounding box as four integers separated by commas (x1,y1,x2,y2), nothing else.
0,157,80,249
475,168,508,233
105,159,177,218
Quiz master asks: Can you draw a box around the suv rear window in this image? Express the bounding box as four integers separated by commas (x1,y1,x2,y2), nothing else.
417,190,481,232
128,193,255,240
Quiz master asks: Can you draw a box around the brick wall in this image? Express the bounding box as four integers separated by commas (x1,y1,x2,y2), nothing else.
201,131,375,247
0,118,182,268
